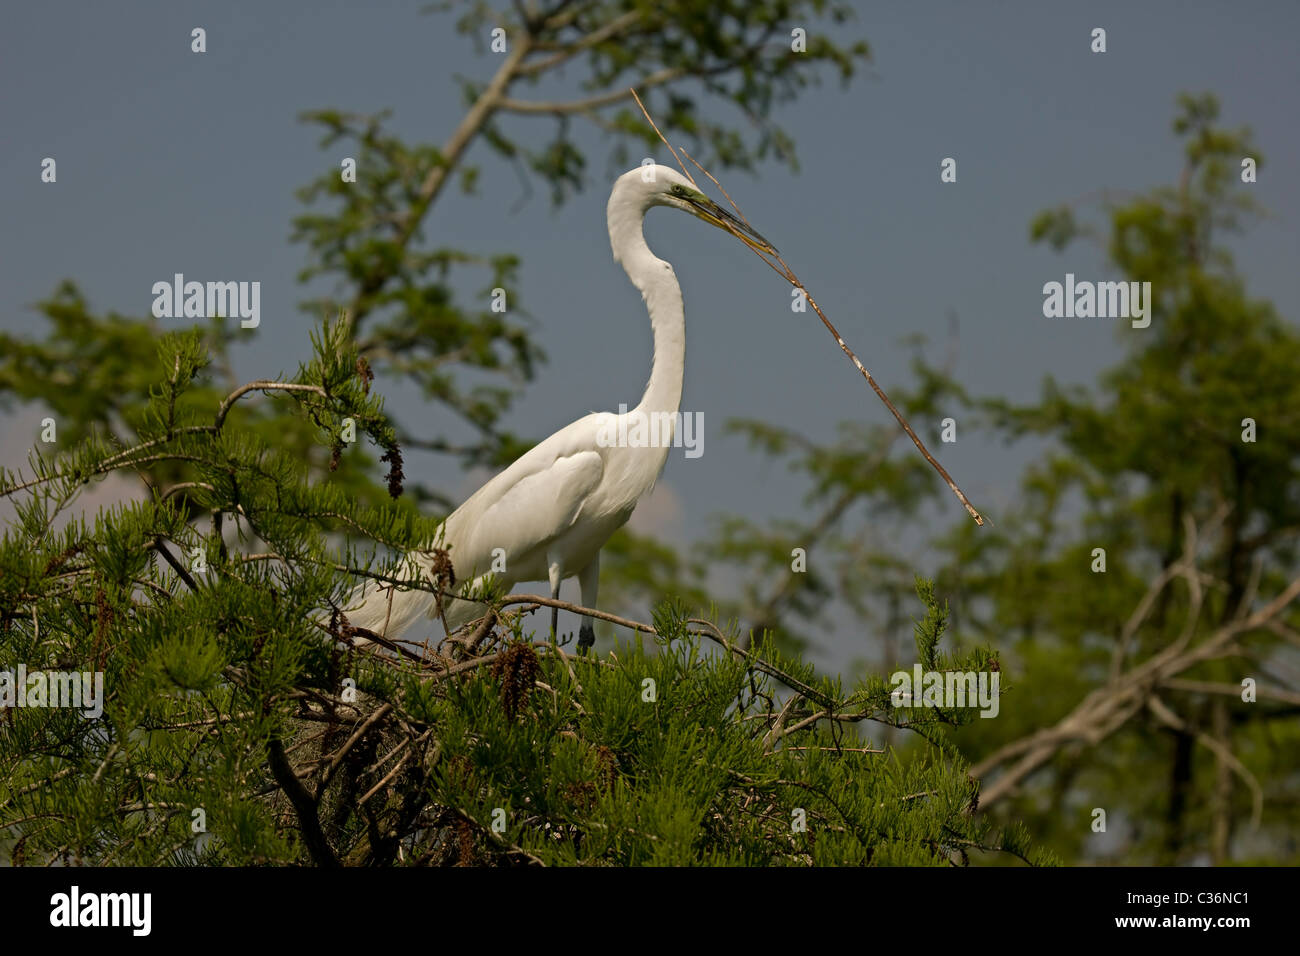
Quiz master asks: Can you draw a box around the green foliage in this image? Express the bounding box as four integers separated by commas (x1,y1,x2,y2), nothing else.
293,108,542,485
0,402,1038,866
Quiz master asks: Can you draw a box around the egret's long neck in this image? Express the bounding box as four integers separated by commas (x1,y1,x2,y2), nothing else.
608,197,685,419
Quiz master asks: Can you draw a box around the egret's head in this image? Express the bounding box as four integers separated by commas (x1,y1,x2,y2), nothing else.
631,165,777,255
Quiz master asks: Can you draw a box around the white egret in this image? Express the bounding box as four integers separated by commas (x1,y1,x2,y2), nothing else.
342,164,774,652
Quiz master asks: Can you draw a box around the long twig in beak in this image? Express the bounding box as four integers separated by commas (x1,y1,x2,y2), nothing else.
629,89,985,526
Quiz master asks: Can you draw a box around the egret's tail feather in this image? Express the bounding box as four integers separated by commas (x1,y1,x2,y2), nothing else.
331,575,486,645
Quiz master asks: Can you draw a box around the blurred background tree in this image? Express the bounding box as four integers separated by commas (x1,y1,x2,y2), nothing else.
676,93,1300,864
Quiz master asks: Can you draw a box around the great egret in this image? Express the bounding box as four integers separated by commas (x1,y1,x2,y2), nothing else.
341,164,774,652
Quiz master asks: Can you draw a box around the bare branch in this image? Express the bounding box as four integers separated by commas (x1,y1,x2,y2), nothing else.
215,381,329,430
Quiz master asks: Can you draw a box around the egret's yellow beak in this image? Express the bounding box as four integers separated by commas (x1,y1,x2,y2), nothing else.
684,194,777,255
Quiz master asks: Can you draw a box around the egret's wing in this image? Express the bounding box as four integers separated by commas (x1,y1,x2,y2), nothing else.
443,415,612,580
340,415,611,638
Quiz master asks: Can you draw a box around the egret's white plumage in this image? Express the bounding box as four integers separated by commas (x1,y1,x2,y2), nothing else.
341,165,773,650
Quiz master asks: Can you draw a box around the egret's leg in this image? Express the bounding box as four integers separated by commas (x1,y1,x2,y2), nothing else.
547,559,563,640
576,553,599,653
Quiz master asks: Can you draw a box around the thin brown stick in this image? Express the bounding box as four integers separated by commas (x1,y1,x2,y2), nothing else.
356,747,414,807
316,702,394,798
629,89,694,189
631,89,984,526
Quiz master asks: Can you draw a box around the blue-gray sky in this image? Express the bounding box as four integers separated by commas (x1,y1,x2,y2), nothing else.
2,1,1297,671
